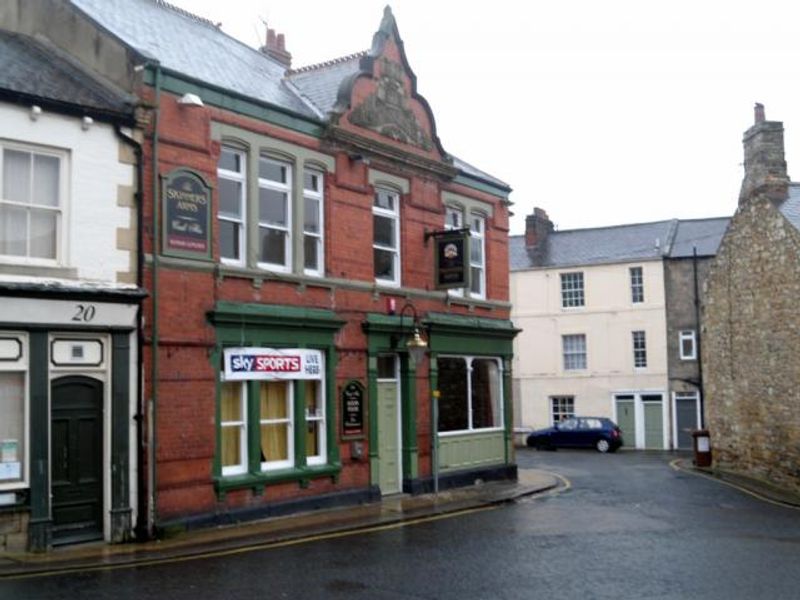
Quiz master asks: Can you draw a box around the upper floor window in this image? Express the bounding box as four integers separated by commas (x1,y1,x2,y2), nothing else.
562,334,587,370
0,144,64,263
258,157,292,272
303,170,324,276
373,187,400,286
679,330,697,360
444,206,486,299
632,330,647,368
217,147,246,265
561,272,585,308
630,266,644,303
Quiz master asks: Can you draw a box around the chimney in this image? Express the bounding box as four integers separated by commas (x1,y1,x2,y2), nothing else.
260,27,292,69
525,207,554,248
739,103,790,206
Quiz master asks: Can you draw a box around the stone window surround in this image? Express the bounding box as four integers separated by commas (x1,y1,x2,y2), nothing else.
210,122,335,277
679,329,697,360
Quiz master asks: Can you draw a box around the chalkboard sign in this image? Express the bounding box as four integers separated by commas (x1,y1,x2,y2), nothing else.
161,169,212,260
341,380,365,439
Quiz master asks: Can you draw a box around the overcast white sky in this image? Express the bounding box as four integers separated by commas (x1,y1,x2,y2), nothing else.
172,0,800,234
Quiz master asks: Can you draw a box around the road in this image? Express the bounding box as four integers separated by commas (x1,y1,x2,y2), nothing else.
2,449,799,599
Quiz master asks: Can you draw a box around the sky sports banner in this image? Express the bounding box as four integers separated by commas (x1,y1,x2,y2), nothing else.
223,348,323,381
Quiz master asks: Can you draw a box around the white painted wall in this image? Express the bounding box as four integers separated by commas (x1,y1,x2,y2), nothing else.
511,260,669,437
1,103,134,282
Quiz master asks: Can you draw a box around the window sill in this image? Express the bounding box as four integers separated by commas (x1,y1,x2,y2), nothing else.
214,462,341,498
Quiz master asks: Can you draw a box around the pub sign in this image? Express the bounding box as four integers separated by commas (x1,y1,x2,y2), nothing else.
434,229,471,290
162,168,212,260
341,380,365,439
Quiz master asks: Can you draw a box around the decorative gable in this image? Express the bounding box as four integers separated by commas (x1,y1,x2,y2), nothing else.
330,7,448,167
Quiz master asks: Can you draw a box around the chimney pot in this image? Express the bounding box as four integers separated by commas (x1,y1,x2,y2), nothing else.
267,28,276,47
277,33,285,51
754,102,765,124
260,27,292,69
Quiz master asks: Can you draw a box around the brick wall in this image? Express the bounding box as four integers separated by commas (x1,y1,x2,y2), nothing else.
142,90,511,520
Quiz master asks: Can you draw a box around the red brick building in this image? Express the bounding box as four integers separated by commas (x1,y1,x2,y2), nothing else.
9,0,517,539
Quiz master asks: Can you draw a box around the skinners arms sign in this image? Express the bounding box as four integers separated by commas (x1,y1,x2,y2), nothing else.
223,348,323,381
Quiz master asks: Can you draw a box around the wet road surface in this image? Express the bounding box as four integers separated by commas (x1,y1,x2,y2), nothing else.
3,449,799,599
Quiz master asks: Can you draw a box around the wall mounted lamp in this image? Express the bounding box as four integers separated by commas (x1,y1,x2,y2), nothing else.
393,302,428,365
178,92,204,107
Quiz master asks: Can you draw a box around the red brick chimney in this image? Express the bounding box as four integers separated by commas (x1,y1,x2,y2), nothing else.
260,27,292,69
525,207,554,248
739,103,790,206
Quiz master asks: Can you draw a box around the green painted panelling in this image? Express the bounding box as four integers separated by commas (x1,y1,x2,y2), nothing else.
426,313,518,356
29,332,50,525
210,302,345,332
438,432,506,473
111,333,130,512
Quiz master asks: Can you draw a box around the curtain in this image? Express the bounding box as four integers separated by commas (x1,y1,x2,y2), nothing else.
260,381,289,463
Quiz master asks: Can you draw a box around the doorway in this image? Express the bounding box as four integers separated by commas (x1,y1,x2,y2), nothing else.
376,355,401,495
50,376,104,545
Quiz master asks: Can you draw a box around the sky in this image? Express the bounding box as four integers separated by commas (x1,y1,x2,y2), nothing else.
171,0,800,234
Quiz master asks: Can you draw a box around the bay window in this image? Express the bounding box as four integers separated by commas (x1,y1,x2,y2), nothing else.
437,356,503,433
220,381,247,475
259,381,293,470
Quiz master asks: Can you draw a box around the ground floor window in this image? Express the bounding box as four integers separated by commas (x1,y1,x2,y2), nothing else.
437,356,503,433
219,347,326,476
0,335,27,490
550,396,575,425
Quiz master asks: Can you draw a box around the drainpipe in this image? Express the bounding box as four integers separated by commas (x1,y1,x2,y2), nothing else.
149,64,163,535
113,124,148,540
693,246,705,428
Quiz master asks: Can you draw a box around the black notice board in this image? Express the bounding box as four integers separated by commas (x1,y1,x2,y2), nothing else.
341,380,365,439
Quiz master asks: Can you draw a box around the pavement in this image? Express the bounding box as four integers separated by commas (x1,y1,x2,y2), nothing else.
673,458,800,509
0,468,561,579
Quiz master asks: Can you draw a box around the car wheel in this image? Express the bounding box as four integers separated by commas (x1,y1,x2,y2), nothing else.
595,438,610,453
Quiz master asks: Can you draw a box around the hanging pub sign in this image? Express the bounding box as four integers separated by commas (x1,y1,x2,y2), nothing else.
161,168,212,260
223,348,323,381
432,228,471,290
341,380,365,439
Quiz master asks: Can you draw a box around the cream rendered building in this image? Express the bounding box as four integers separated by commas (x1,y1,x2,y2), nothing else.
510,209,673,449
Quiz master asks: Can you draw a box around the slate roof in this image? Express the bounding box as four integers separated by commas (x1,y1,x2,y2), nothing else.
71,0,315,118
779,183,800,231
70,0,510,193
668,217,730,258
0,29,133,116
510,215,730,271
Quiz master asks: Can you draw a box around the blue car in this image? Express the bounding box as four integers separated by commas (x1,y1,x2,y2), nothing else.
526,417,623,453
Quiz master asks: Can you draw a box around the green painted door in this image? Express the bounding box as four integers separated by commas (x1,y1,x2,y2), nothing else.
642,395,664,449
377,380,401,495
615,396,636,448
51,376,104,545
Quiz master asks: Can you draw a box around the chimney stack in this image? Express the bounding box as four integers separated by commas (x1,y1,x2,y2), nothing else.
260,27,292,69
739,103,790,206
525,207,554,248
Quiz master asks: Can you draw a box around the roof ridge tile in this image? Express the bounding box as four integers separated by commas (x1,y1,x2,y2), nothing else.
288,51,367,75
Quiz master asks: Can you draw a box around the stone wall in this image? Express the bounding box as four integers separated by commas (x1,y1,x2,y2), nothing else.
702,196,800,493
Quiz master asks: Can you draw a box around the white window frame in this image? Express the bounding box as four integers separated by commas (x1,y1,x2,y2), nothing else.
220,381,247,476
0,333,29,491
468,212,486,299
217,147,246,267
630,266,644,304
0,142,67,266
633,330,647,368
562,334,587,370
260,380,294,472
303,169,324,277
560,272,585,308
550,395,575,425
304,377,327,467
679,330,697,360
257,156,292,273
437,355,504,435
373,187,401,287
